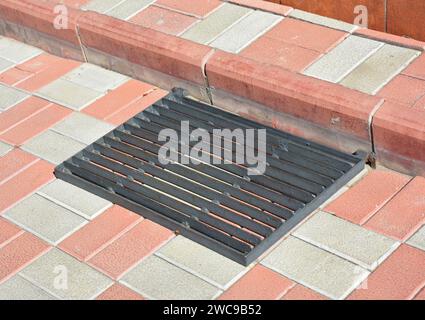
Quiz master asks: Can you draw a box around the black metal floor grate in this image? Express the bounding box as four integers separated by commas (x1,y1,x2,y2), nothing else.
55,88,366,265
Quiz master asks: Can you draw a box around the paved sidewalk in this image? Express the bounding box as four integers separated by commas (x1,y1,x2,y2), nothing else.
0,36,424,300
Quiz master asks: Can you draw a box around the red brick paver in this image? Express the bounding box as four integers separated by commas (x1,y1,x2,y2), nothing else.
0,159,54,214
0,97,50,135
96,283,144,300
281,285,327,300
105,89,168,125
130,5,198,36
349,244,425,300
59,205,141,261
325,170,411,225
241,37,321,72
415,287,425,300
378,75,425,106
0,149,38,184
0,219,22,247
83,80,154,121
365,177,425,241
0,67,33,86
0,232,50,283
155,0,222,17
403,54,425,81
264,18,347,53
88,220,174,279
0,102,71,146
219,265,295,300
15,54,80,92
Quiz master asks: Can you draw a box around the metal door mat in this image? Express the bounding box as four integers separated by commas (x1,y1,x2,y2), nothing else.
55,88,366,265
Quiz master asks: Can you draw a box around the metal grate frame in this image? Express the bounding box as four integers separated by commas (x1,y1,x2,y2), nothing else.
55,88,366,265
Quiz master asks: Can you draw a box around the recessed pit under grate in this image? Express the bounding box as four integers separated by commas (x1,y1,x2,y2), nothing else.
55,88,366,265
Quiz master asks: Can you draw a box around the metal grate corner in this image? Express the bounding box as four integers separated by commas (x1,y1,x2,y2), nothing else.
55,88,366,265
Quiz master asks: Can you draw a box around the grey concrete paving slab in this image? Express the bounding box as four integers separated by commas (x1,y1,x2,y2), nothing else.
121,255,221,300
63,63,128,93
290,9,358,33
210,10,283,53
4,194,87,245
106,0,155,20
407,226,425,252
0,37,42,63
340,44,421,94
51,112,114,145
181,3,252,45
156,236,246,289
0,84,30,111
293,212,399,270
38,179,112,220
21,248,112,300
0,141,13,156
0,57,14,73
36,79,104,111
21,130,86,165
303,35,384,83
0,275,56,300
262,236,369,300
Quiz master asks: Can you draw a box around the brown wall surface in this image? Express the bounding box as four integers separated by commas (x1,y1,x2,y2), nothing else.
269,0,425,42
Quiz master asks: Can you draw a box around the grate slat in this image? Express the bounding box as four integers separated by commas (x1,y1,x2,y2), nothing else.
56,88,366,265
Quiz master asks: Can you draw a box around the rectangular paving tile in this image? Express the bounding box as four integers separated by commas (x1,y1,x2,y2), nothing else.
21,248,112,300
51,112,114,145
0,97,50,135
365,177,425,241
181,3,251,44
81,0,125,13
0,218,22,247
282,284,327,300
4,194,87,245
349,244,425,300
106,0,155,20
22,130,86,165
0,103,71,146
36,79,104,111
304,35,384,83
121,255,221,300
59,205,139,261
38,179,111,220
0,141,12,156
88,220,173,279
129,5,198,36
340,44,421,94
262,236,369,300
0,57,14,73
0,84,30,111
83,79,154,120
0,149,37,185
155,0,222,17
63,63,128,93
290,9,358,33
0,160,54,214
408,226,425,252
96,283,144,300
0,275,56,300
324,170,410,225
0,232,49,282
293,212,398,270
0,37,42,63
218,265,294,300
210,10,283,53
157,236,246,289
